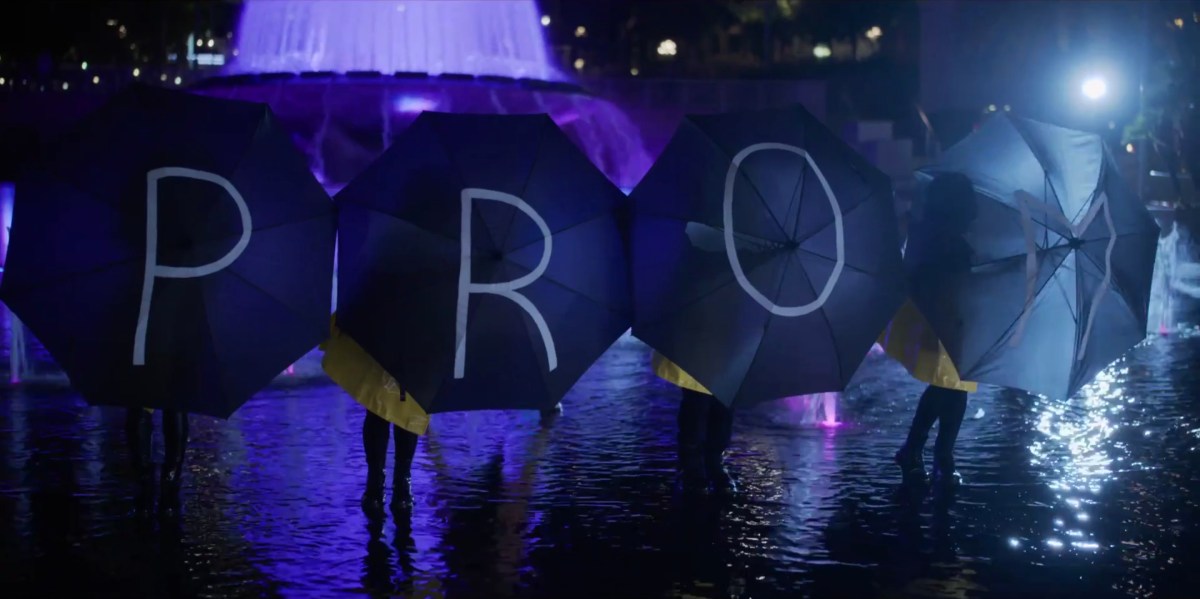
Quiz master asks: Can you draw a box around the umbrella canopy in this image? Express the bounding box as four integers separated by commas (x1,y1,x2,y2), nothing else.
916,113,1160,399
630,105,906,408
0,85,335,418
335,111,631,413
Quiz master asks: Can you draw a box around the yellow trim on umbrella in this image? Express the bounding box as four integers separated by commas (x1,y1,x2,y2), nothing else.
878,300,977,392
651,351,712,395
321,316,429,436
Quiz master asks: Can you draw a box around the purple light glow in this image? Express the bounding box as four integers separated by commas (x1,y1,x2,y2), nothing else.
230,0,563,81
211,0,652,189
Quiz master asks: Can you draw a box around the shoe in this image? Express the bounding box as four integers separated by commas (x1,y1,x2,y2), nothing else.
895,448,927,486
930,459,961,492
361,468,386,514
706,453,738,497
389,477,413,512
675,471,710,496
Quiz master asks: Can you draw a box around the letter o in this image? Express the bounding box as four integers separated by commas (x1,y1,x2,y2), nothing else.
723,143,844,317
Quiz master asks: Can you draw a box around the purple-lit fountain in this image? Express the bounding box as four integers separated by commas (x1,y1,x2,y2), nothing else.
196,0,652,191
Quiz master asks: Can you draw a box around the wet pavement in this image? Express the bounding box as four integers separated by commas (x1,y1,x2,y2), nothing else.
3,307,1200,598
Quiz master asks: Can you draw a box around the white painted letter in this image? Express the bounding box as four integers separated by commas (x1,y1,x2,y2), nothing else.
1011,189,1114,360
133,167,252,365
724,143,844,316
454,187,556,379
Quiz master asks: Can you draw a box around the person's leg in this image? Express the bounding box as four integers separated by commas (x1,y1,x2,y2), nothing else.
931,389,969,488
361,411,390,512
125,408,154,509
895,385,942,484
390,426,419,510
160,410,189,511
677,388,711,494
703,396,736,495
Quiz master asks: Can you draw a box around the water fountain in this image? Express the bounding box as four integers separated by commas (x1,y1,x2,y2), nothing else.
195,0,653,191
1148,222,1200,335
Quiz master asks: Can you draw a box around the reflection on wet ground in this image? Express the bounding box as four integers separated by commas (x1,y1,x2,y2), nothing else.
3,324,1200,597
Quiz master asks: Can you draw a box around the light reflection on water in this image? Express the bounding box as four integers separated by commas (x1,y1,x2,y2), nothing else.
1,307,1199,597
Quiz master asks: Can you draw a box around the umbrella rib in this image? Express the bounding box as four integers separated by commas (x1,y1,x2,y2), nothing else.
223,268,318,328
1005,117,1069,217
501,120,552,252
690,122,791,241
727,251,798,404
192,212,334,249
634,260,772,331
793,247,880,278
503,210,615,256
962,248,1073,376
790,189,878,247
426,116,499,252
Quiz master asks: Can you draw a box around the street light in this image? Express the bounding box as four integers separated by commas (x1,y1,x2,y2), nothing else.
1081,76,1108,101
657,39,678,57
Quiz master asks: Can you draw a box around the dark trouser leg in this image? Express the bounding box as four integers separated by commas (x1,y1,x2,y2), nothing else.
160,411,189,510
125,408,153,479
932,389,968,486
362,412,390,511
704,397,737,495
896,385,943,483
390,426,418,509
677,388,711,494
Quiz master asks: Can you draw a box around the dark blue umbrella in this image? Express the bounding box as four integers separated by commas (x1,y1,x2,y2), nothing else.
915,114,1159,399
0,85,335,418
630,105,906,407
335,112,631,413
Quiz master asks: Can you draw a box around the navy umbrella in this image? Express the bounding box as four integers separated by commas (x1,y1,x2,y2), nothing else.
630,105,906,407
0,85,335,418
335,112,631,413
916,113,1159,399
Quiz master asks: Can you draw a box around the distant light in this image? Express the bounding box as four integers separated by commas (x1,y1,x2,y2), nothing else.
657,39,678,57
813,43,832,59
232,48,239,57
987,104,997,112
91,75,100,85
196,39,204,47
1003,104,1012,111
118,25,127,38
0,78,5,86
174,76,182,86
866,26,883,41
1174,17,1185,28
160,74,168,82
206,38,215,48
630,67,639,76
1126,143,1135,153
226,32,233,39
1081,76,1108,101
574,58,585,71
81,61,88,71
61,82,69,91
106,19,117,27
1008,537,1021,549
1046,538,1064,550
1108,121,1117,130
132,67,140,78
393,95,437,113
540,15,551,27
575,26,587,38
167,53,178,62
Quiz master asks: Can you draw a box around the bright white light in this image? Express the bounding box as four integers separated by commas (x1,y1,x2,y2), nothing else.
174,76,182,86
866,26,883,41
987,104,997,112
540,15,551,27
813,44,832,59
1175,17,1185,28
573,58,585,71
132,68,140,78
206,39,215,48
1126,143,1135,153
196,39,204,48
61,82,69,91
160,74,167,82
630,67,639,76
575,26,587,38
1081,76,1108,101
657,39,678,57
81,61,88,71
91,75,100,85
0,78,6,86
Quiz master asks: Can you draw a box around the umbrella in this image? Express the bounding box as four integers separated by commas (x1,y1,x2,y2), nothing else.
0,84,335,417
334,111,631,413
630,105,907,407
915,113,1160,399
